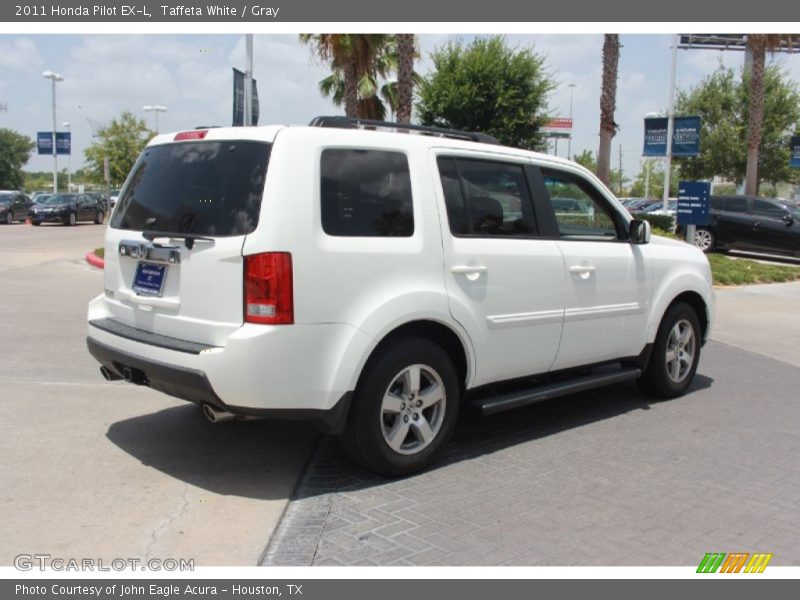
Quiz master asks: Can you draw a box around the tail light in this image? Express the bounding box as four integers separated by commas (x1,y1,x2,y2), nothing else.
244,252,293,325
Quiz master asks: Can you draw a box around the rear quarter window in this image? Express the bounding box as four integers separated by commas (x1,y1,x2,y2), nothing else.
320,149,413,237
111,140,270,236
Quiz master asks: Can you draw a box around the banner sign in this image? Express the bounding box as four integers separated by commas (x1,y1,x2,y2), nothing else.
643,116,701,157
232,68,259,126
37,131,71,155
677,181,711,226
791,135,800,168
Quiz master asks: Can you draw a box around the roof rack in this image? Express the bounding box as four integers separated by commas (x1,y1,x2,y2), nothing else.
308,116,500,145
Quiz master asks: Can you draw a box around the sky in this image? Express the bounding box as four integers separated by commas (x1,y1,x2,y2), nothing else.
2,33,800,183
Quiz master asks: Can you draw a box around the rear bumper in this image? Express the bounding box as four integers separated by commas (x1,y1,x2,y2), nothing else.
87,335,352,434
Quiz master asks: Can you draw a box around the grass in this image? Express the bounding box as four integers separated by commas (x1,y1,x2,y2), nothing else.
708,253,800,286
93,247,104,258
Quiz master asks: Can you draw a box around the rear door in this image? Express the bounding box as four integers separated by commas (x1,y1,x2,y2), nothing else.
104,135,273,346
435,153,565,385
715,196,754,250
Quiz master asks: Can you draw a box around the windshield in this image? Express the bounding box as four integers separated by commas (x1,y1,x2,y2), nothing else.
46,195,75,204
111,141,270,237
785,204,800,219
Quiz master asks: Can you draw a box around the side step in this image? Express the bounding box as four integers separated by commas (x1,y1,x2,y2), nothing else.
474,367,641,416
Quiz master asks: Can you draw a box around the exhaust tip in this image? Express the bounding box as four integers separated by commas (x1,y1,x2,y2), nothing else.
202,403,235,423
100,366,122,381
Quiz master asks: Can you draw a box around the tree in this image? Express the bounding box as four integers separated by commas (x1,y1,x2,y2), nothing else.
597,34,620,186
0,129,35,189
84,111,152,187
301,34,392,119
628,159,680,197
744,35,795,195
395,34,416,123
572,149,597,173
416,36,554,149
676,65,800,188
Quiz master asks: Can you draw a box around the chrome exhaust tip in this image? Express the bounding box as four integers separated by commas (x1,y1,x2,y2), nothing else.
202,403,236,423
100,366,122,381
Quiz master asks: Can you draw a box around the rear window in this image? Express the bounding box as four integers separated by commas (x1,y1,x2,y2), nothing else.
111,141,270,236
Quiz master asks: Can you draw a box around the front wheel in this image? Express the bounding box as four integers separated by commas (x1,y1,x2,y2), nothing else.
639,302,702,399
95,210,104,224
341,337,460,477
4,212,12,225
64,212,77,226
693,228,715,253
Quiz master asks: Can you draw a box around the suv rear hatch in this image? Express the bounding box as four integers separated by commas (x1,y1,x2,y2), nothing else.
103,129,277,347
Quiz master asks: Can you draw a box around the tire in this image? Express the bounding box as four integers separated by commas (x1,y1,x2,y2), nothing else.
341,337,460,477
95,210,104,225
4,212,12,225
693,228,715,253
31,221,41,226
639,302,702,399
64,212,76,226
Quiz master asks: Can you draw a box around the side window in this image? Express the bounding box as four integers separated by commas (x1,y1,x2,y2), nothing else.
436,157,536,237
724,197,748,213
321,149,413,237
753,199,785,219
710,196,724,210
541,170,620,239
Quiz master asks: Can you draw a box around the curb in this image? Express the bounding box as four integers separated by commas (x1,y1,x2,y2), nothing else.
85,252,105,269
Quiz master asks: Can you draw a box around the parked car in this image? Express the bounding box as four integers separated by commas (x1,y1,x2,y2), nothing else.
691,195,800,256
108,190,121,210
87,117,714,476
85,191,109,213
0,191,33,224
28,193,105,226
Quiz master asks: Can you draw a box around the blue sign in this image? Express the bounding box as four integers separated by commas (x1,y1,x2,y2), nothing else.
232,68,259,126
677,181,710,226
791,136,800,168
643,116,701,157
37,131,71,155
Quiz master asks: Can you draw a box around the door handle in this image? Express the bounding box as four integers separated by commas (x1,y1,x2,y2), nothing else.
451,264,488,281
569,265,596,280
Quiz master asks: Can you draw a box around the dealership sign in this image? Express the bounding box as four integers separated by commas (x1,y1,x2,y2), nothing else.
677,181,710,226
791,136,800,168
37,131,71,155
643,116,701,157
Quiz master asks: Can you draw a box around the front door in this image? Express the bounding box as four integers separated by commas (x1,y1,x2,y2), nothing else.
536,168,651,370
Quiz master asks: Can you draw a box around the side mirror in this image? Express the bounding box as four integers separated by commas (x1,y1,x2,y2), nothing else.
629,219,651,244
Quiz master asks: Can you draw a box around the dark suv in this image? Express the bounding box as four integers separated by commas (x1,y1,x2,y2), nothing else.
693,195,800,257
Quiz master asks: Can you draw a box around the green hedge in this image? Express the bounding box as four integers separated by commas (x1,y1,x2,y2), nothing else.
637,214,675,232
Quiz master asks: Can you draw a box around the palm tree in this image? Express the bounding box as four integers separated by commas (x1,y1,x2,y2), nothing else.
300,34,391,119
744,34,796,195
597,34,620,186
395,34,416,123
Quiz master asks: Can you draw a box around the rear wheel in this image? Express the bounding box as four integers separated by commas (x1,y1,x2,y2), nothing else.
639,302,702,399
341,337,460,477
95,210,104,224
693,228,715,253
4,212,12,225
64,212,77,226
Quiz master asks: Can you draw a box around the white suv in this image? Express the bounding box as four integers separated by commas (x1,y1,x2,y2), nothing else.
87,118,714,476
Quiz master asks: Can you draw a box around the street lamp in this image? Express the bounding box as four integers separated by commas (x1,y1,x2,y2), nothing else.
42,70,64,194
62,122,71,192
142,105,168,133
567,83,577,160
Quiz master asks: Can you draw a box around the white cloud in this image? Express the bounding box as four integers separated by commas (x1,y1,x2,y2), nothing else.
0,38,43,71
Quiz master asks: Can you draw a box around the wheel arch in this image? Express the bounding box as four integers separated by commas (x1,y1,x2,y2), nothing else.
649,289,710,346
353,319,473,399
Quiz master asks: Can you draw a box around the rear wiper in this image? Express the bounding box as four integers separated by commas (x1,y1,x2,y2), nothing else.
142,231,214,250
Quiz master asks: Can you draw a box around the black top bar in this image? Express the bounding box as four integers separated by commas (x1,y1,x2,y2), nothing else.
308,116,501,145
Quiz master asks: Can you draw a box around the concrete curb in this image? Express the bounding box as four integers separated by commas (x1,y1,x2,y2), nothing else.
85,252,105,269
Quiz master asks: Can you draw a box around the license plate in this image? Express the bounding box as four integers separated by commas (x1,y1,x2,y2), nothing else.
132,262,167,297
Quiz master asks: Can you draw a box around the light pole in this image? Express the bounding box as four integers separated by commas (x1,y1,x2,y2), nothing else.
142,105,168,133
42,70,63,194
567,83,577,160
62,121,71,192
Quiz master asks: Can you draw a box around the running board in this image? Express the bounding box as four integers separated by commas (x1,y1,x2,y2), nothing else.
474,367,641,416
